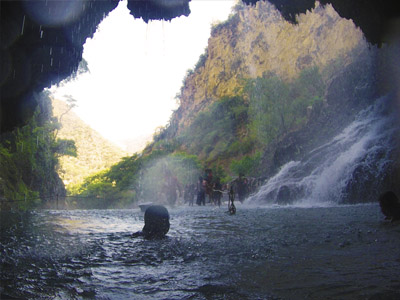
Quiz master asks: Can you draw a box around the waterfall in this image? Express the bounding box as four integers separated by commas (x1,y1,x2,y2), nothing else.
247,95,398,206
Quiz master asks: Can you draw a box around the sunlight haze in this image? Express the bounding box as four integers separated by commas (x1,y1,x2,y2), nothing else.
51,0,236,152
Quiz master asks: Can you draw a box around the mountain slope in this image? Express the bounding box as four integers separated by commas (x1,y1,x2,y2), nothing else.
145,2,369,170
170,2,364,135
67,1,385,208
52,98,128,188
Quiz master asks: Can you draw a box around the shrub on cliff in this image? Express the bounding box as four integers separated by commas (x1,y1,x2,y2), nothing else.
245,66,325,147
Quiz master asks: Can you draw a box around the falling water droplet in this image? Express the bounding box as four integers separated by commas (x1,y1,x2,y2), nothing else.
41,64,44,72
21,15,26,35
49,47,52,55
40,31,44,38
50,58,53,66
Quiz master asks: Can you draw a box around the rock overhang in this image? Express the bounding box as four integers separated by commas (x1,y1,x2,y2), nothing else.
1,0,399,133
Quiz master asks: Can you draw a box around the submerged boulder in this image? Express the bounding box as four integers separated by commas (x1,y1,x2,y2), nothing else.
276,185,292,205
379,191,400,222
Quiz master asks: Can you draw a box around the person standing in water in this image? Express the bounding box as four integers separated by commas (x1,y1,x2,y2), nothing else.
196,176,206,206
228,184,236,215
236,173,248,203
163,170,181,206
213,177,223,207
184,183,196,206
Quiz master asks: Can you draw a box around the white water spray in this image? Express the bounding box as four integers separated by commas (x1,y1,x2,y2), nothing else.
247,96,398,206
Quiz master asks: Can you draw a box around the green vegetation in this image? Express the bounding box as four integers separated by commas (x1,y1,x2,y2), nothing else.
68,151,201,208
246,67,325,146
68,65,327,208
175,66,325,173
0,92,76,210
230,152,262,177
179,96,248,163
52,98,128,189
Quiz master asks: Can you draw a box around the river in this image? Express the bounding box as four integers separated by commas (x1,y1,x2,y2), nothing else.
1,204,399,300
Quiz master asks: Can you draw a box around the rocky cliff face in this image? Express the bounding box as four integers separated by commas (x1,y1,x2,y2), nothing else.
172,2,364,136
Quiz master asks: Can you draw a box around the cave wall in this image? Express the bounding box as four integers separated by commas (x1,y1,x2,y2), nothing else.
0,0,190,133
244,0,400,47
1,0,399,134
1,0,119,132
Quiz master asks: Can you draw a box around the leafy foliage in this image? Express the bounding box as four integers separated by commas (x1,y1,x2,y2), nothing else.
230,152,261,177
194,48,209,70
245,67,325,147
0,92,76,210
52,98,127,188
179,96,249,162
69,150,202,208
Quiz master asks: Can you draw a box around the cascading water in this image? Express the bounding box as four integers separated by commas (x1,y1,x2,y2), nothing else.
247,95,398,206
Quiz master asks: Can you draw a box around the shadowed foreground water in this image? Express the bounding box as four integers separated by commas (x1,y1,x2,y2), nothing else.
1,204,400,299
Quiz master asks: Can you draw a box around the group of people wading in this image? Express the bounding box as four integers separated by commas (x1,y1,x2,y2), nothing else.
160,164,265,212
182,169,252,208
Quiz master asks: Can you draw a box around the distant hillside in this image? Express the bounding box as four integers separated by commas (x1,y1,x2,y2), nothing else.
52,98,128,188
120,135,153,154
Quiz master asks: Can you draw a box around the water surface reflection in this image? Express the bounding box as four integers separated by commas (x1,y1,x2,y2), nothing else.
1,205,400,299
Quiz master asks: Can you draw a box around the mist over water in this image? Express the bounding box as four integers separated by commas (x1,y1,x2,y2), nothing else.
246,95,398,207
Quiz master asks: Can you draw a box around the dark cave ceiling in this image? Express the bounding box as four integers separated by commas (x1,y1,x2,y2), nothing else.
1,0,399,133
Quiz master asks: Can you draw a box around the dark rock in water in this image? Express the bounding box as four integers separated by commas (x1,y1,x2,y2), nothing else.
276,185,292,205
378,191,400,221
342,163,382,204
142,205,170,239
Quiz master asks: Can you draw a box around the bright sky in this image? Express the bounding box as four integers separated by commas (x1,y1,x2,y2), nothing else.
51,0,236,150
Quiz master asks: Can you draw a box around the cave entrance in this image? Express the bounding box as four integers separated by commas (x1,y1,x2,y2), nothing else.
49,0,235,153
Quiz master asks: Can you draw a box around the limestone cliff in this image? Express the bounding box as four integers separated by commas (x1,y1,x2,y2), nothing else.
171,2,365,136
